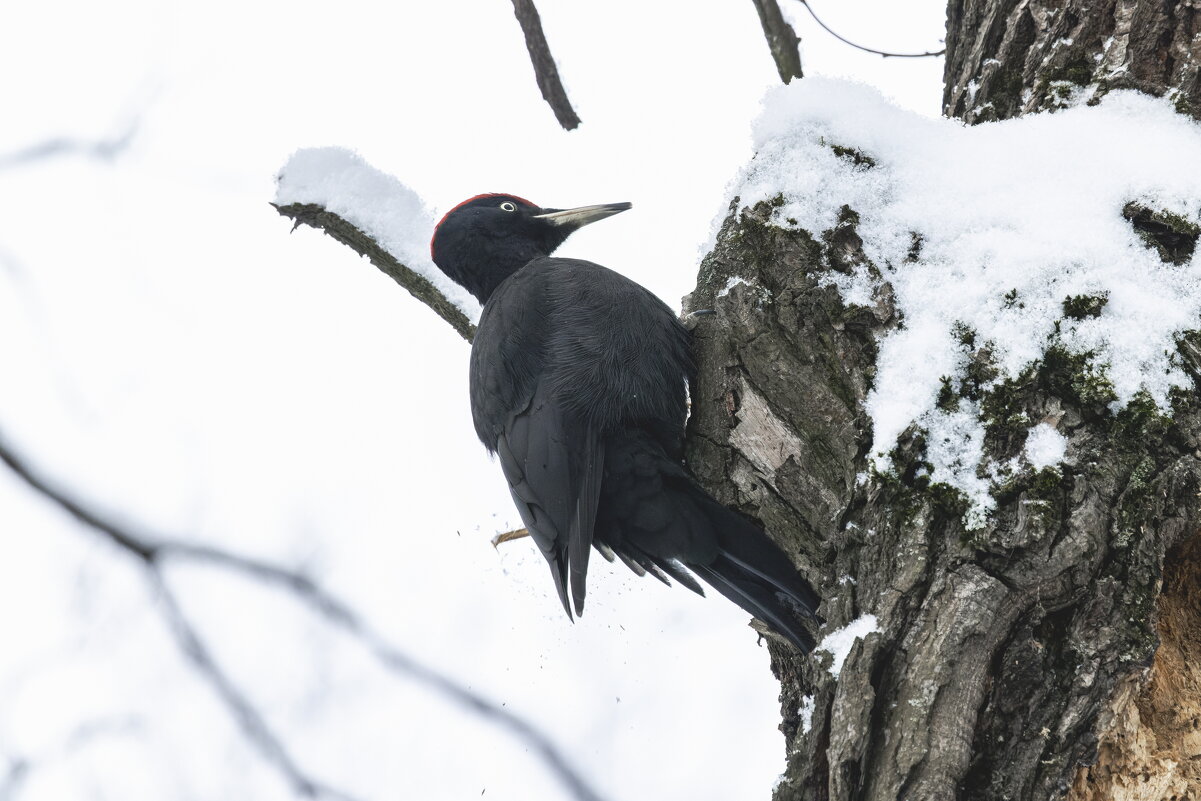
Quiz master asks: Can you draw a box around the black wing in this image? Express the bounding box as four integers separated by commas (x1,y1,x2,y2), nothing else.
496,382,604,618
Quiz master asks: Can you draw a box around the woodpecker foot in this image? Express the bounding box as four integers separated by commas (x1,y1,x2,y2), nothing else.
682,309,715,331
491,527,530,548
749,618,790,645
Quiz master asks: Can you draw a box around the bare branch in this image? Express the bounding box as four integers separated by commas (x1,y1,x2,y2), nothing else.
509,0,582,130
0,431,162,562
272,203,476,342
0,758,28,801
792,0,945,58
0,429,608,801
491,527,530,548
151,572,364,801
161,541,608,801
0,123,138,170
0,428,363,800
750,0,804,83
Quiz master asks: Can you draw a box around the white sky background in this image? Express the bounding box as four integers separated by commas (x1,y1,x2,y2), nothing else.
0,2,945,800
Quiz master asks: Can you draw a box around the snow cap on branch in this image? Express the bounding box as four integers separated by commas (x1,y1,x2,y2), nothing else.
276,147,483,322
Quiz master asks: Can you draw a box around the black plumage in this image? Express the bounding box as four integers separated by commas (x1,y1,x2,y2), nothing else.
431,193,821,651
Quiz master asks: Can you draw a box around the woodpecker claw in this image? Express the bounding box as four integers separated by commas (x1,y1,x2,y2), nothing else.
682,309,715,331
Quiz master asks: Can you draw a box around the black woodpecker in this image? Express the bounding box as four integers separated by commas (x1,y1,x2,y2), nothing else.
431,193,821,651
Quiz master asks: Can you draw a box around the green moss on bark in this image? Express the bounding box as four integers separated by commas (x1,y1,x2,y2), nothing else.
1062,293,1109,319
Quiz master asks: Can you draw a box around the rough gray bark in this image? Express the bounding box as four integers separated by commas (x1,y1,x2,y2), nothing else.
684,201,1201,801
678,5,1201,800
944,0,1201,123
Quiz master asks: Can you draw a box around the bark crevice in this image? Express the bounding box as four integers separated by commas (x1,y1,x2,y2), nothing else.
944,0,1201,123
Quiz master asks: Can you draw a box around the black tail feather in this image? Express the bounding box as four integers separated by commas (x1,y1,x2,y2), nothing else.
616,551,647,577
717,546,821,620
590,429,820,647
690,558,817,653
646,554,706,597
682,491,822,652
644,561,675,587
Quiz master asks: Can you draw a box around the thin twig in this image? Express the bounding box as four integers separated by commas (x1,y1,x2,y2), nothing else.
0,430,607,801
509,0,582,130
793,0,945,58
750,0,804,83
491,527,530,548
273,203,476,342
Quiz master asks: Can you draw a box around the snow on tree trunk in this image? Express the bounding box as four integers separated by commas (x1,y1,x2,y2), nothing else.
683,7,1201,801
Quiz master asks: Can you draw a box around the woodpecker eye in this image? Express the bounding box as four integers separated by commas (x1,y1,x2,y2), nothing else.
499,201,517,212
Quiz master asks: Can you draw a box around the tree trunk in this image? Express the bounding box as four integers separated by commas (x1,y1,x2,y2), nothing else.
943,0,1201,123
682,5,1201,800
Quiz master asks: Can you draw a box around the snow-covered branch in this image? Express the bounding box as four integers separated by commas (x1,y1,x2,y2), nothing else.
273,202,476,341
273,148,481,342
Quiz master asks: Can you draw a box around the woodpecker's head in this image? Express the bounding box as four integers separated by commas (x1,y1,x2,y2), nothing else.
430,193,631,304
